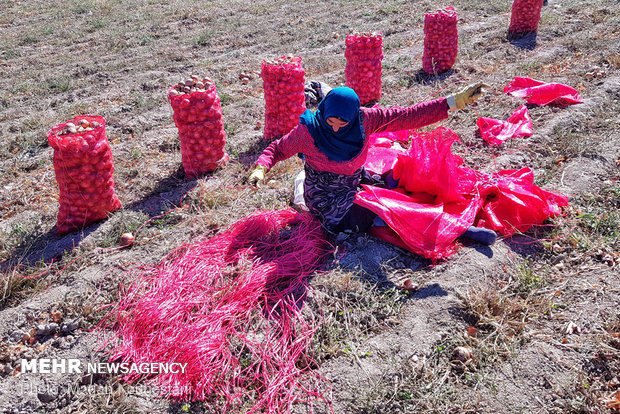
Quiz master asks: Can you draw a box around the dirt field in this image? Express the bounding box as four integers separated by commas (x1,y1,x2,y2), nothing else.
0,0,619,412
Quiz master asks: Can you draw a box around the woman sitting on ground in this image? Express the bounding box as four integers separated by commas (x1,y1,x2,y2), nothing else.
249,85,496,245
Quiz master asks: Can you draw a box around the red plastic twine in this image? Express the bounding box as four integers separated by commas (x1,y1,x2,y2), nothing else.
47,115,121,235
102,209,333,413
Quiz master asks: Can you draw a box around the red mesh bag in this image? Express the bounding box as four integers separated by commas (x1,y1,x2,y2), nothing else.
356,186,481,261
422,7,458,75
168,78,229,178
477,104,533,146
504,77,583,107
509,0,544,36
345,32,383,105
47,115,121,235
261,56,306,140
392,127,476,203
475,168,569,236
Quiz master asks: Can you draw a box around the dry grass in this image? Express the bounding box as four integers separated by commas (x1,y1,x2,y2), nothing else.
308,269,405,364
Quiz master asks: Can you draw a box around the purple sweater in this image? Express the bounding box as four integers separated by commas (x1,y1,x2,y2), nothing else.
257,97,450,173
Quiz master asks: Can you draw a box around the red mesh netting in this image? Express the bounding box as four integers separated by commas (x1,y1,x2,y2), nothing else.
422,7,458,75
345,32,383,105
356,127,568,260
47,115,121,235
168,78,229,178
392,127,476,203
100,209,332,413
475,167,568,236
504,77,583,107
477,104,533,146
261,56,307,140
509,0,544,35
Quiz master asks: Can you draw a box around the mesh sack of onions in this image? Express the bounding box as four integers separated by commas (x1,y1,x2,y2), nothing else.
47,115,121,235
168,76,229,178
509,0,544,36
422,7,459,75
261,56,307,140
345,32,383,105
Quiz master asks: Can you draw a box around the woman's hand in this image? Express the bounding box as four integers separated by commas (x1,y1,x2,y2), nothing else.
248,165,267,187
448,82,489,110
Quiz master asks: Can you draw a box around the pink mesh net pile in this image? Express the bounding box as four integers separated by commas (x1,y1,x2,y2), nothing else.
345,33,383,105
47,115,121,235
261,56,307,140
168,80,229,178
101,209,332,413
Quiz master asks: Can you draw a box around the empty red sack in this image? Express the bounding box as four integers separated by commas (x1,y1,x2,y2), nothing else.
392,127,476,203
47,115,121,235
422,7,458,74
504,77,583,107
168,80,229,178
509,0,544,35
477,105,533,146
345,33,383,105
475,168,568,236
261,56,307,140
356,185,481,261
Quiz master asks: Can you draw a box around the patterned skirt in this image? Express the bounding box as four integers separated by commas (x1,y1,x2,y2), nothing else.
303,163,362,231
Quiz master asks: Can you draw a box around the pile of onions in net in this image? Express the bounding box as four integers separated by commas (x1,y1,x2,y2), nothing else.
261,56,307,140
101,209,333,413
168,77,229,178
422,7,459,75
47,115,121,235
345,32,383,105
509,0,544,36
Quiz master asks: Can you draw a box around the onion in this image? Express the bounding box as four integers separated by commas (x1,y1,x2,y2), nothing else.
120,233,135,247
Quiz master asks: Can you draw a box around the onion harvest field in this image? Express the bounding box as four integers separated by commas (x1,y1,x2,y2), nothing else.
0,0,619,412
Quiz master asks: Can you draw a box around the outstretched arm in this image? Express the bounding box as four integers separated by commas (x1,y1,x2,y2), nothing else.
362,82,488,134
362,97,450,134
256,124,308,171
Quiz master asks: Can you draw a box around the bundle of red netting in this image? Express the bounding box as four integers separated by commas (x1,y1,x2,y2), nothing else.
357,126,568,261
101,209,332,413
345,32,383,105
509,0,544,37
47,115,121,235
168,76,229,178
261,56,307,140
422,7,459,75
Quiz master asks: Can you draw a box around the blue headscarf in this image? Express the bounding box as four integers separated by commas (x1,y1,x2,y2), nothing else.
299,87,364,162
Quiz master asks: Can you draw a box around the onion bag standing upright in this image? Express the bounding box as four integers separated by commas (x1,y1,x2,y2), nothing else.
345,32,383,105
261,56,307,140
508,0,544,38
47,115,122,235
422,7,459,75
168,77,229,178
